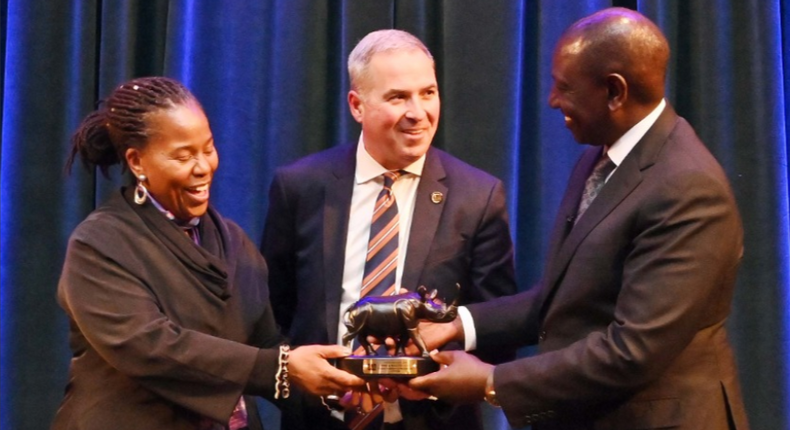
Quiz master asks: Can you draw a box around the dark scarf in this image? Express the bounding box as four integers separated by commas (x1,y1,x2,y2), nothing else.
121,187,231,299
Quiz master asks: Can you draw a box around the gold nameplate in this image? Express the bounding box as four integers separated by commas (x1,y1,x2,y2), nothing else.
333,355,439,378
362,358,419,375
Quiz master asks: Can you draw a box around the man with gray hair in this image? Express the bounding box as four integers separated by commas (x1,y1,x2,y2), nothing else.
262,29,517,429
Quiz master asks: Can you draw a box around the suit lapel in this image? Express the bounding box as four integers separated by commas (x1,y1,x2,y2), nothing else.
402,148,447,291
542,147,601,275
543,106,680,301
323,145,356,343
543,154,643,292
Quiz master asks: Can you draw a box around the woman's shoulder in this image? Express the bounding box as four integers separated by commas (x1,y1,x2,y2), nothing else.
70,190,141,245
206,208,254,248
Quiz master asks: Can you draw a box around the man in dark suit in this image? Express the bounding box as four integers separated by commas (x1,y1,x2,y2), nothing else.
410,8,750,430
261,29,516,430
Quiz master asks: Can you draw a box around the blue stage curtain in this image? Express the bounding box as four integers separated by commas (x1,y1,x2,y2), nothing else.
1,1,788,428
640,1,790,425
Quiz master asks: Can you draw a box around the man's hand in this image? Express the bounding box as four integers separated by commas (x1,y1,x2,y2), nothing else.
378,377,433,401
367,318,465,356
405,319,464,356
339,382,386,413
287,345,366,396
338,377,431,411
408,350,493,404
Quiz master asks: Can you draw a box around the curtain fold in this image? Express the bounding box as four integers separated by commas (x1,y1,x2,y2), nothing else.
94,1,170,203
1,1,99,427
1,1,788,428
515,0,613,294
642,1,790,426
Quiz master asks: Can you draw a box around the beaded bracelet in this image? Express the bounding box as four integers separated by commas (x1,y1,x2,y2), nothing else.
274,344,291,399
321,394,344,412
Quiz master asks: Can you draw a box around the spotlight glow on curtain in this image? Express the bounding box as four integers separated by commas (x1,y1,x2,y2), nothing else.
2,1,790,428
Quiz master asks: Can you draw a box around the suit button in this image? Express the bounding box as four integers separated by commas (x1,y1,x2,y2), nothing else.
538,331,547,342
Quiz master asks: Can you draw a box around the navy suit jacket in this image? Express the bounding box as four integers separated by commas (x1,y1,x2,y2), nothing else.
469,105,749,430
262,144,517,429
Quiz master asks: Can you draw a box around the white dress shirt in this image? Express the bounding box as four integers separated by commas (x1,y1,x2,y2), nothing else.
336,134,425,422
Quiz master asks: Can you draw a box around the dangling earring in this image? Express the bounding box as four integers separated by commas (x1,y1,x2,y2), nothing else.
134,174,149,205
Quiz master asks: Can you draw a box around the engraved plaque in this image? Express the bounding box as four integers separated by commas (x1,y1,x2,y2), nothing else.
335,356,439,378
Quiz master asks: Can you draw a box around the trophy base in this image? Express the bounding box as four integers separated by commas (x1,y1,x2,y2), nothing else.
333,355,439,378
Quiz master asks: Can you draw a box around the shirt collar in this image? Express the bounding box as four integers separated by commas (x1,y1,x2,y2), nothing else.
606,98,666,166
148,194,200,227
355,133,426,184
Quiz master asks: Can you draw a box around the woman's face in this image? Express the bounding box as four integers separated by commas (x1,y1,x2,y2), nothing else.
127,101,219,221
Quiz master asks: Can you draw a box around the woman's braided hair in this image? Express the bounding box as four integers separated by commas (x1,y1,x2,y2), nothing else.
66,76,197,176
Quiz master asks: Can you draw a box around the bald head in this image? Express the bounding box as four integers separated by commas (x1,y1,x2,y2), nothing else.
559,7,669,105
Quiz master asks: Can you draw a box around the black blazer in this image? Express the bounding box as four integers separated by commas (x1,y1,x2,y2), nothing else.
262,144,517,429
470,106,749,430
53,189,283,430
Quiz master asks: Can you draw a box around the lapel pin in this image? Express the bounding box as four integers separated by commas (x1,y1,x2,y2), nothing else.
431,192,444,204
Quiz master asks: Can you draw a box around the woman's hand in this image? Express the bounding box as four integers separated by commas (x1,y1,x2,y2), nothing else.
287,345,365,395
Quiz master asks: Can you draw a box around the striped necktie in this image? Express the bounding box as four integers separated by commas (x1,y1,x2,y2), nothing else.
361,170,402,298
345,171,403,427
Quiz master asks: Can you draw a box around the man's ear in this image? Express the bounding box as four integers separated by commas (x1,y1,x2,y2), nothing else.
125,147,144,178
606,73,627,111
348,90,365,123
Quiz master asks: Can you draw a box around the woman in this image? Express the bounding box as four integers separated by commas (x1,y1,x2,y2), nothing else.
53,76,364,430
